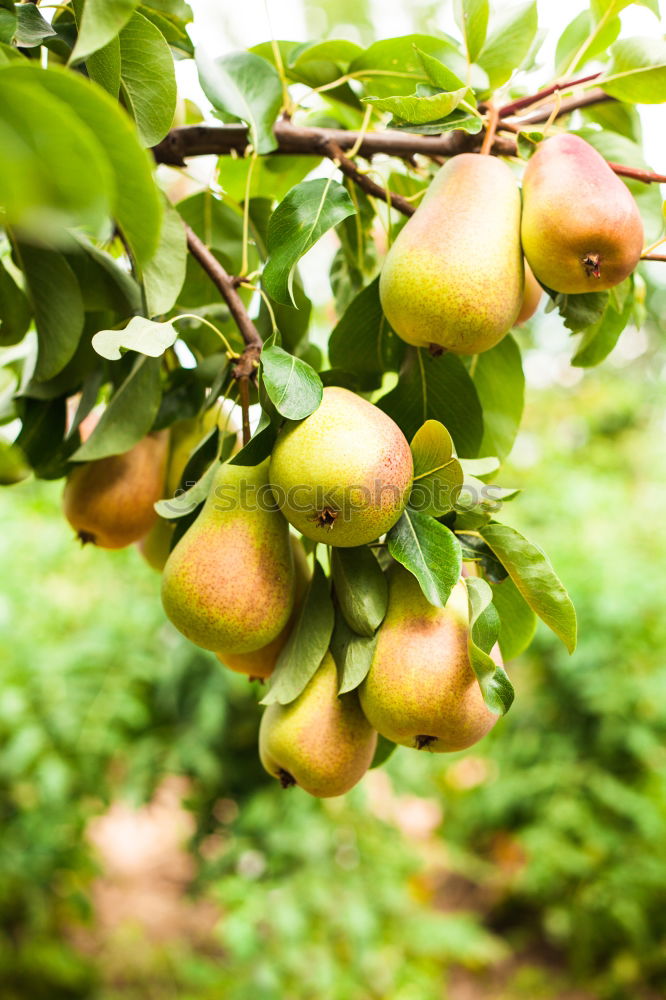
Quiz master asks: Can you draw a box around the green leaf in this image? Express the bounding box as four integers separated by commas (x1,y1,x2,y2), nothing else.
413,46,468,92
370,734,397,768
218,154,314,205
72,356,162,461
571,279,634,367
363,87,468,125
388,111,483,135
491,575,536,661
378,348,483,458
600,36,666,103
454,0,489,63
516,130,544,159
118,11,176,146
0,260,31,347
472,334,524,462
71,0,140,62
2,63,163,268
262,560,335,706
15,397,67,478
142,200,187,316
330,611,378,694
16,244,84,382
229,411,276,467
0,6,16,45
477,1,538,88
0,437,29,485
197,49,282,154
465,577,514,715
263,178,355,306
92,316,178,361
328,277,405,384
555,10,620,76
330,546,388,637
14,5,56,47
349,34,468,98
261,342,323,420
459,456,500,478
86,35,122,97
548,289,609,334
387,509,462,608
156,456,220,518
480,522,577,653
409,420,463,517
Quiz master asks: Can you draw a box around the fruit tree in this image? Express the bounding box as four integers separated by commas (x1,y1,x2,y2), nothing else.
1,0,665,796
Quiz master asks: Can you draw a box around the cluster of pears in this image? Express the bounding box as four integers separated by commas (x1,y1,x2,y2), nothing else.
63,386,501,798
380,135,644,354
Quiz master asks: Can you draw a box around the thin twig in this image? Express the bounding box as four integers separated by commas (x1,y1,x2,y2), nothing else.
640,254,666,262
480,105,499,156
498,73,602,117
184,223,262,444
322,138,415,216
608,163,666,184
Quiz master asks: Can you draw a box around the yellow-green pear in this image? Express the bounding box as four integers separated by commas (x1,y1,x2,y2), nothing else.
259,653,377,797
521,134,644,293
269,387,413,547
515,261,542,325
139,405,239,572
161,459,294,652
63,432,169,549
359,565,498,752
379,154,523,354
216,536,310,679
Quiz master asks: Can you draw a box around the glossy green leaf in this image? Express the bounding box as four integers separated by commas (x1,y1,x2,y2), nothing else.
262,560,335,706
363,87,467,125
14,6,56,47
330,612,378,694
477,1,538,88
378,348,483,458
600,36,666,104
480,522,577,653
16,244,84,382
72,356,162,461
413,46,468,93
388,112,483,135
349,34,467,98
409,420,463,517
86,35,122,97
263,178,355,306
465,577,514,715
92,316,178,361
548,289,609,334
328,278,404,383
454,0,489,63
71,0,140,62
0,260,31,347
197,49,282,154
118,11,177,146
261,342,323,420
472,334,524,462
142,200,187,316
331,546,388,637
229,411,276,467
0,5,16,45
491,575,537,661
156,456,220,518
387,509,462,608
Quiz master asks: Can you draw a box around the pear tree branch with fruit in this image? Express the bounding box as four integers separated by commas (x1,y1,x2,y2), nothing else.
1,0,665,798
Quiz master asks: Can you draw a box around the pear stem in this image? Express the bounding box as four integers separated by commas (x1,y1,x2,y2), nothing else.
479,105,499,156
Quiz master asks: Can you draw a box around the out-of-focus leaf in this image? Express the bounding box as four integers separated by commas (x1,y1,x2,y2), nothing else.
0,260,31,347
473,334,524,462
142,200,187,316
454,0,489,63
600,36,666,104
491,575,537,661
477,2,538,88
70,0,140,62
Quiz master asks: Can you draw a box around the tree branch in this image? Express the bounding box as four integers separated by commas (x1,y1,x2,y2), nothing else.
608,163,666,184
498,73,602,117
322,138,415,216
183,224,262,444
640,254,666,262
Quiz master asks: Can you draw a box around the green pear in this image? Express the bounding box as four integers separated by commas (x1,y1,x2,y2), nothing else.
521,134,644,293
259,652,377,797
161,459,295,653
379,154,523,354
139,405,239,572
359,565,498,752
269,386,413,547
63,432,169,549
216,536,310,679
515,261,542,325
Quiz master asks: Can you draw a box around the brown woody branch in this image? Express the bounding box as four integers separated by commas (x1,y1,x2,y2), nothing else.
498,73,602,117
321,138,415,216
184,224,262,444
641,254,666,261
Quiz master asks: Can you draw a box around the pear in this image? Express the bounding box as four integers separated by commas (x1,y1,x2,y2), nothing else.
161,459,294,653
63,432,169,549
359,566,498,752
515,261,542,325
379,154,523,354
216,536,310,679
521,134,644,294
259,652,377,797
269,387,413,547
139,405,239,572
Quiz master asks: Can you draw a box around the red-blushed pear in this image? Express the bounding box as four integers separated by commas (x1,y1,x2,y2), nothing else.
516,261,542,325
521,134,644,294
379,154,523,354
161,459,295,653
259,653,377,798
359,565,499,753
63,432,169,549
216,536,310,680
268,386,413,547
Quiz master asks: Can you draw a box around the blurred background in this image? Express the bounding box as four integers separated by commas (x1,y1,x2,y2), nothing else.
2,1,666,998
